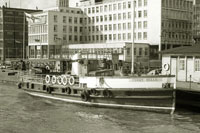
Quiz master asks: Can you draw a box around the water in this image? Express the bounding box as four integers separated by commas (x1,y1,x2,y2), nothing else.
0,84,200,133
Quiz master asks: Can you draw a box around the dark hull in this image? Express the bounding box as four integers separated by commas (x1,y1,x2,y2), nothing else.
176,90,200,109
20,82,175,114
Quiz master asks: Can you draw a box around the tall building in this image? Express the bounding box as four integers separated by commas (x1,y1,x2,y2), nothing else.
28,7,83,59
0,6,39,62
27,0,193,64
193,0,200,44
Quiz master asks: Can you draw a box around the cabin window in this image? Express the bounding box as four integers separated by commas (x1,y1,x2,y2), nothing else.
195,59,200,71
179,59,185,70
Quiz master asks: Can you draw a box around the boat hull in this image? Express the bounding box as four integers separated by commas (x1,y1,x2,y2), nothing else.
20,82,175,114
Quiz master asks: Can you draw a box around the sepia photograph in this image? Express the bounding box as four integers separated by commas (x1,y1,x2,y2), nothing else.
0,0,200,132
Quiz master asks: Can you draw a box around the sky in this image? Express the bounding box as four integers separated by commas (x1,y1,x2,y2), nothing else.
0,0,56,10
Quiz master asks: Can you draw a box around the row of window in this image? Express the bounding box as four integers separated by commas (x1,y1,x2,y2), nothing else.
179,58,200,71
162,0,192,10
29,25,48,34
52,32,147,43
84,0,147,14
162,21,192,30
53,21,148,34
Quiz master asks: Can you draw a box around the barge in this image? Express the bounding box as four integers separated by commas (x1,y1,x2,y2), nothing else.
18,53,176,114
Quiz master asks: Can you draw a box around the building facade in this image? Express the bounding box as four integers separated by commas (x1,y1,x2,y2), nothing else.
0,6,39,62
161,45,200,82
193,0,200,44
27,0,193,65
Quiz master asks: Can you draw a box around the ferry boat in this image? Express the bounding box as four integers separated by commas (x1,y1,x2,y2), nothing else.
18,53,176,114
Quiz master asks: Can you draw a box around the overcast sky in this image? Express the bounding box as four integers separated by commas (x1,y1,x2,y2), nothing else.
0,0,56,9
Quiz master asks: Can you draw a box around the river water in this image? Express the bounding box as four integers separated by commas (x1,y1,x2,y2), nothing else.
0,84,200,133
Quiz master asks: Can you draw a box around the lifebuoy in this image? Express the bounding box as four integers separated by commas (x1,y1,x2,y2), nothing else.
91,88,97,95
51,75,57,84
69,76,75,86
66,87,71,95
57,76,62,85
46,65,50,70
163,63,170,71
103,89,112,97
81,91,90,101
62,75,68,86
45,75,51,84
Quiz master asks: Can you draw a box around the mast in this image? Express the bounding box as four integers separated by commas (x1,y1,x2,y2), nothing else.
23,12,25,60
131,1,135,74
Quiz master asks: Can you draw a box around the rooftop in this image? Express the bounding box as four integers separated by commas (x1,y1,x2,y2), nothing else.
160,45,200,55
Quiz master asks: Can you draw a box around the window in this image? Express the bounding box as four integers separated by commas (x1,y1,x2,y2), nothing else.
113,24,117,30
128,33,131,40
118,13,121,20
96,16,99,22
123,13,126,20
109,4,112,11
138,21,142,29
138,0,142,7
144,10,147,17
104,15,107,21
138,32,142,40
54,25,58,32
128,23,131,29
109,34,112,40
69,26,72,33
92,7,95,13
100,16,103,22
54,15,57,22
109,15,112,21
118,3,121,10
127,48,130,55
74,26,78,32
74,17,78,24
123,33,126,40
123,2,126,9
145,48,148,56
117,34,121,41
104,25,107,31
104,5,108,12
88,8,91,14
138,11,142,18
63,16,66,23
69,17,72,23
123,23,126,30
179,59,185,70
128,1,131,8
143,21,147,29
113,34,116,40
63,26,67,33
195,58,200,71
109,24,112,31
54,34,57,41
96,7,99,13
113,14,117,20
100,6,103,12
128,12,131,19
113,4,117,10
63,34,66,40
143,32,147,40
80,18,83,24
144,0,147,6
118,24,121,30
139,48,142,56
104,35,107,40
